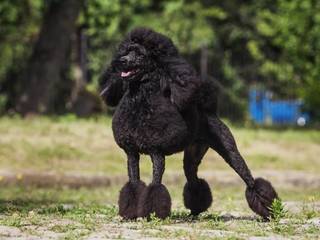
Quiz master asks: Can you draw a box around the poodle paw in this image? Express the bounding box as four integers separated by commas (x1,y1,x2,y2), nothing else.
245,178,279,220
118,181,146,220
137,183,171,219
183,178,212,215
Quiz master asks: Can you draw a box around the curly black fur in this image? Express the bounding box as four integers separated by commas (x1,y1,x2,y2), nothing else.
118,181,146,220
246,178,279,220
137,183,171,219
183,178,212,215
100,27,279,220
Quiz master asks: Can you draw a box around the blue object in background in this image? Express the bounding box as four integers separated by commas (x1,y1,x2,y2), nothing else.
249,89,310,125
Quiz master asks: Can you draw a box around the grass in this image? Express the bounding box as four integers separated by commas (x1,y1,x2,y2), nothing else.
0,115,319,239
1,116,320,175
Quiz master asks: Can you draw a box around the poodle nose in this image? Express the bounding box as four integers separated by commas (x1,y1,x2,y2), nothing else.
120,51,135,65
120,55,130,64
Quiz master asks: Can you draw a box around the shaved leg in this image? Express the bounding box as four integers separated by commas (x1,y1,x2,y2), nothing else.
183,144,208,182
206,116,255,187
137,154,171,219
118,151,146,219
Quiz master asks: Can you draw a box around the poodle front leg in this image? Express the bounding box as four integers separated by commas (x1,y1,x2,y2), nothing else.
207,115,279,220
137,154,171,219
118,151,146,220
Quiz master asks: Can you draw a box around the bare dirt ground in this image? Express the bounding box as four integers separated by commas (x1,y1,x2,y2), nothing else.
0,169,319,189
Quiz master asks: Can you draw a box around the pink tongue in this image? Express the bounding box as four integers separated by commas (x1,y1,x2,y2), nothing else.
121,71,132,77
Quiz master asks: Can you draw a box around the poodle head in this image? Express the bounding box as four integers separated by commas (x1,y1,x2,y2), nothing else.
113,27,179,82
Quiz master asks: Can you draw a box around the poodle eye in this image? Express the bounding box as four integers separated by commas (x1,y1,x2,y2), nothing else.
128,46,139,53
118,48,127,56
127,44,146,56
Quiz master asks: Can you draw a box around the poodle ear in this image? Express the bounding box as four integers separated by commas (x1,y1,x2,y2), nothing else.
162,57,200,110
99,63,126,107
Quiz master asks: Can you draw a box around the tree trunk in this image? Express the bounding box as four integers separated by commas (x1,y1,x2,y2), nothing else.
16,0,82,115
200,44,208,80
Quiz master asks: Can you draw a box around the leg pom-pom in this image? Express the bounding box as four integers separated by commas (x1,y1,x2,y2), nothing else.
118,181,146,220
245,178,279,220
137,183,171,219
183,178,212,216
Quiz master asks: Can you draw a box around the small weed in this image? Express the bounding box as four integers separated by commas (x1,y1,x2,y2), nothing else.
139,213,166,229
268,199,296,235
150,213,163,225
302,196,317,219
269,198,287,222
302,206,317,219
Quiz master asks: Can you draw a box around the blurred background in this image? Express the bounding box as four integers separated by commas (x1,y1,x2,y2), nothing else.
0,1,319,239
0,0,319,124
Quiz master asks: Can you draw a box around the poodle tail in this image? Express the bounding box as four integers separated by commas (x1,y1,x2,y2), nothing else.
197,77,219,114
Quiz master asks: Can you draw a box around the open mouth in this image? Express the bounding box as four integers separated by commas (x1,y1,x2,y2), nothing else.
121,69,139,78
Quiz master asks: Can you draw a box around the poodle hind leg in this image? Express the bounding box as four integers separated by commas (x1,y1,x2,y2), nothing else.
206,115,278,220
183,144,212,216
118,151,146,220
137,154,171,219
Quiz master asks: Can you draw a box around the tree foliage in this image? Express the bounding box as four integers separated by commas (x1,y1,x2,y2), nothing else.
0,0,319,120
255,0,320,118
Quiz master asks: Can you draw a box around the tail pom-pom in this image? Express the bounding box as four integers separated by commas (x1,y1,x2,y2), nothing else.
245,178,279,220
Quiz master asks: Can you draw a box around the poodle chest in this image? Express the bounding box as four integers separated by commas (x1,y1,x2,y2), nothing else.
112,93,190,154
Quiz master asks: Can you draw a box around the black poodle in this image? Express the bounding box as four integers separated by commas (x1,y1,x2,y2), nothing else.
100,28,278,220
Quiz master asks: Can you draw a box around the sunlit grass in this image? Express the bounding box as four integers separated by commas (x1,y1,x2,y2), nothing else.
0,115,319,175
